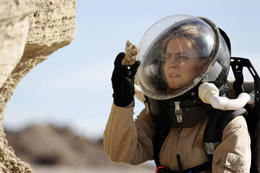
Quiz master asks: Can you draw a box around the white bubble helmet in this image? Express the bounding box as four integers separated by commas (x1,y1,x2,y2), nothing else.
136,15,230,100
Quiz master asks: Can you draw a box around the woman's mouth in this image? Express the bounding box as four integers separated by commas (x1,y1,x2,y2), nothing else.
169,73,180,78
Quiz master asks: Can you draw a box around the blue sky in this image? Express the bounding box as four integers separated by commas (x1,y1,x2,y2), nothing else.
3,0,260,139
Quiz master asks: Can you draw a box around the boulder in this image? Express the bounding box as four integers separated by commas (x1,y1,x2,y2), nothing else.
0,0,76,172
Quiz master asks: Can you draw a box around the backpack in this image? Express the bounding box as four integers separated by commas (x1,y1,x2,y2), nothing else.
152,57,260,173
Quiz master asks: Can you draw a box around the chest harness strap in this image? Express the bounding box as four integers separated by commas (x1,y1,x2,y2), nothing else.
153,108,246,173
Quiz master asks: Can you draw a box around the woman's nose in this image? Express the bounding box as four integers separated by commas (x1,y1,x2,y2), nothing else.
169,56,181,66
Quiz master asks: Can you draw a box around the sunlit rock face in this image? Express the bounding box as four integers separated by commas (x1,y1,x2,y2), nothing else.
0,0,32,97
0,0,76,172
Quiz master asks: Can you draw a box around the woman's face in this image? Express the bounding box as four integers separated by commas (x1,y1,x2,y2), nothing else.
163,37,208,89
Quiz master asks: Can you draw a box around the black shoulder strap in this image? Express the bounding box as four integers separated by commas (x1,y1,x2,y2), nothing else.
153,108,247,172
153,123,171,166
204,108,247,155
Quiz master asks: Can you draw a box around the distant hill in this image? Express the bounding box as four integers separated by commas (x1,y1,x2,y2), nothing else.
5,124,114,167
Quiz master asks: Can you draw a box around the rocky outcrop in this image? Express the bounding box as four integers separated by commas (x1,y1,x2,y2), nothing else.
0,0,76,172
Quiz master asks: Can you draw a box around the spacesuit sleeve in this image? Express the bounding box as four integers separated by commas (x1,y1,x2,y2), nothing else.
212,116,251,173
103,103,156,164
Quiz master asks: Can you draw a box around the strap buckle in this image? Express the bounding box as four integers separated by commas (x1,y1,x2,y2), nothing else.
174,101,182,123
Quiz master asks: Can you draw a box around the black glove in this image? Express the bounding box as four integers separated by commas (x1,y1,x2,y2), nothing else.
111,52,140,107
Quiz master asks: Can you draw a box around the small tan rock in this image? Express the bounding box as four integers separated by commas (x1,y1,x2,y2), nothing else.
122,40,140,66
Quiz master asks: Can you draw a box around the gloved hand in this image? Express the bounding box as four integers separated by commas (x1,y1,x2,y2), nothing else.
111,52,140,107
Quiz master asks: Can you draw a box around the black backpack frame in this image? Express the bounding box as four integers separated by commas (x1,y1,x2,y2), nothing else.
230,57,260,173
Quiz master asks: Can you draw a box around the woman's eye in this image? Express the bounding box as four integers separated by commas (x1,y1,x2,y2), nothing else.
165,54,172,60
180,56,189,60
176,55,182,60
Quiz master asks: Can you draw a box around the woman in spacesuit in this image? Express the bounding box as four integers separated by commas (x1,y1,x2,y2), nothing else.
104,15,251,173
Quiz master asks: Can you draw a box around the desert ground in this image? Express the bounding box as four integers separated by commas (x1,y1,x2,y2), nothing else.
33,165,153,173
5,124,155,173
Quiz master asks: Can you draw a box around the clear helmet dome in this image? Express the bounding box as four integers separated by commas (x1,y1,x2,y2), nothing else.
136,14,223,100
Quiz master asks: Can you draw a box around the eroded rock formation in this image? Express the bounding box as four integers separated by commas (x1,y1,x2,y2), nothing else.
0,0,76,172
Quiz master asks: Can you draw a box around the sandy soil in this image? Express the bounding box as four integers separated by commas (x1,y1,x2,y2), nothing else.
33,165,154,173
5,124,156,173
